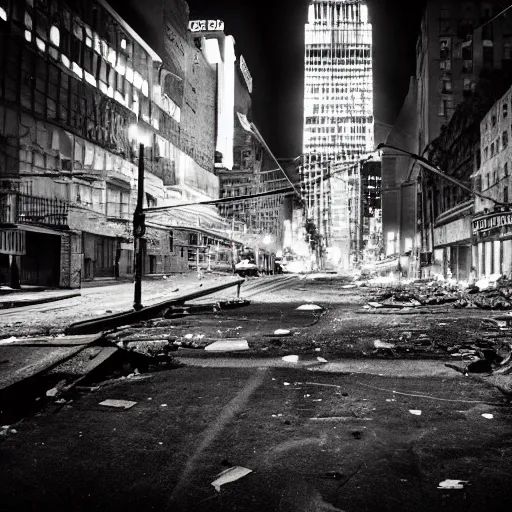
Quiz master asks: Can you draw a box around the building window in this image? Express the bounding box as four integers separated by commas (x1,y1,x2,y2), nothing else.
439,99,453,117
504,42,512,60
50,25,60,46
440,38,451,59
462,41,473,60
462,59,473,73
106,185,130,219
475,175,482,193
440,60,451,71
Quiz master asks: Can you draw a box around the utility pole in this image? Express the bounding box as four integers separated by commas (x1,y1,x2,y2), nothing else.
358,161,363,266
133,143,145,311
231,216,236,274
319,159,325,270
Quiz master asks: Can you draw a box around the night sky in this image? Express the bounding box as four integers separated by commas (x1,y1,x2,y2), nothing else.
187,0,426,158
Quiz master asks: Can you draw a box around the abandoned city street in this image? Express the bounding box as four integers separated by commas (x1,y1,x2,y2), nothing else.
3,0,512,510
2,273,512,512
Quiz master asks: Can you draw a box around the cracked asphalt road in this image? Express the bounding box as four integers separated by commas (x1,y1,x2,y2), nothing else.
1,364,512,512
2,275,512,511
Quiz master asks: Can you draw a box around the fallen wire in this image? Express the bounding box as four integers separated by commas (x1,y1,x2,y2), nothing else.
300,382,341,388
355,381,504,404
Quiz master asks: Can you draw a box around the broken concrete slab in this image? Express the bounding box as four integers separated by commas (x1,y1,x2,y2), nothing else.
0,334,103,391
204,339,250,352
99,399,137,409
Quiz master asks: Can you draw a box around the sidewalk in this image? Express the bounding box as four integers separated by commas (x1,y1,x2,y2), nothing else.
0,273,242,338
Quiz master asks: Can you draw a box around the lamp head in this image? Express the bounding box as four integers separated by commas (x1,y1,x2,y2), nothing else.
128,124,151,146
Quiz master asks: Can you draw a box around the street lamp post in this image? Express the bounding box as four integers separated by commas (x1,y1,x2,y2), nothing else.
133,142,146,311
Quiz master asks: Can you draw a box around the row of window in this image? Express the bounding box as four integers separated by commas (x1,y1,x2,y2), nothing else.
439,3,493,19
305,116,371,129
1,0,181,124
482,131,509,162
439,77,475,93
438,98,455,117
439,59,473,73
477,162,510,192
483,101,510,133
306,48,370,58
306,128,368,139
307,85,371,94
21,12,150,117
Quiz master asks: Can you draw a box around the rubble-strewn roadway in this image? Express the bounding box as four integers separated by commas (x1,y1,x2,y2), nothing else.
1,273,512,512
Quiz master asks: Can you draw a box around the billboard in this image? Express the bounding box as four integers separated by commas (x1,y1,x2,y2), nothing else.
188,20,225,33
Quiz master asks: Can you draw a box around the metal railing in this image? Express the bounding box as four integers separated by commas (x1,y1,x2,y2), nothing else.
0,191,69,227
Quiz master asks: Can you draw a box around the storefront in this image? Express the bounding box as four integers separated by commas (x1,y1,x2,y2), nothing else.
432,213,473,281
472,210,512,278
0,227,64,287
82,233,118,280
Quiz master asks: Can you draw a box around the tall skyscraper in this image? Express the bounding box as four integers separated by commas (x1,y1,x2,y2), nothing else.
302,0,373,269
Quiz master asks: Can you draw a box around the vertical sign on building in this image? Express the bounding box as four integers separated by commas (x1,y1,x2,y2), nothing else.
302,1,374,269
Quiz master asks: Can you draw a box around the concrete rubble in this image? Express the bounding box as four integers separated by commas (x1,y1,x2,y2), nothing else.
362,274,512,311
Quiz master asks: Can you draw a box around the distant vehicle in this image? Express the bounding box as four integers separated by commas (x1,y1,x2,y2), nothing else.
274,257,286,274
235,259,259,277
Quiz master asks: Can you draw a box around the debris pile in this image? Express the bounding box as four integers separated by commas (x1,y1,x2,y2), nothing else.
364,275,512,311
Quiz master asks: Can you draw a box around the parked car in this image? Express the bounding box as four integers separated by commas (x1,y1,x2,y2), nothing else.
235,259,260,277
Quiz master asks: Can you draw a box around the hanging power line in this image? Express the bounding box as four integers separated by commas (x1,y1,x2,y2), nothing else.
377,143,505,206
143,185,296,213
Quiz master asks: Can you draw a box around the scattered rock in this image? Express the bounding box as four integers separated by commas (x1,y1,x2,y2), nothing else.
374,340,395,349
296,304,323,311
282,355,299,363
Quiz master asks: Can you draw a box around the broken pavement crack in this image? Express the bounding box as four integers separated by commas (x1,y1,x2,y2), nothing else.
167,368,267,505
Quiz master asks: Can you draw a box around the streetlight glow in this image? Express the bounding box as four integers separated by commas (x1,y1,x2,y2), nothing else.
128,123,151,146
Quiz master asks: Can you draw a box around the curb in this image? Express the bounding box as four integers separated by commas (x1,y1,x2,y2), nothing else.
65,279,245,335
0,292,81,310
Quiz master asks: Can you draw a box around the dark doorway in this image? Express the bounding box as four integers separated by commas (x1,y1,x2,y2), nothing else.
20,232,61,287
0,253,9,285
94,236,117,278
